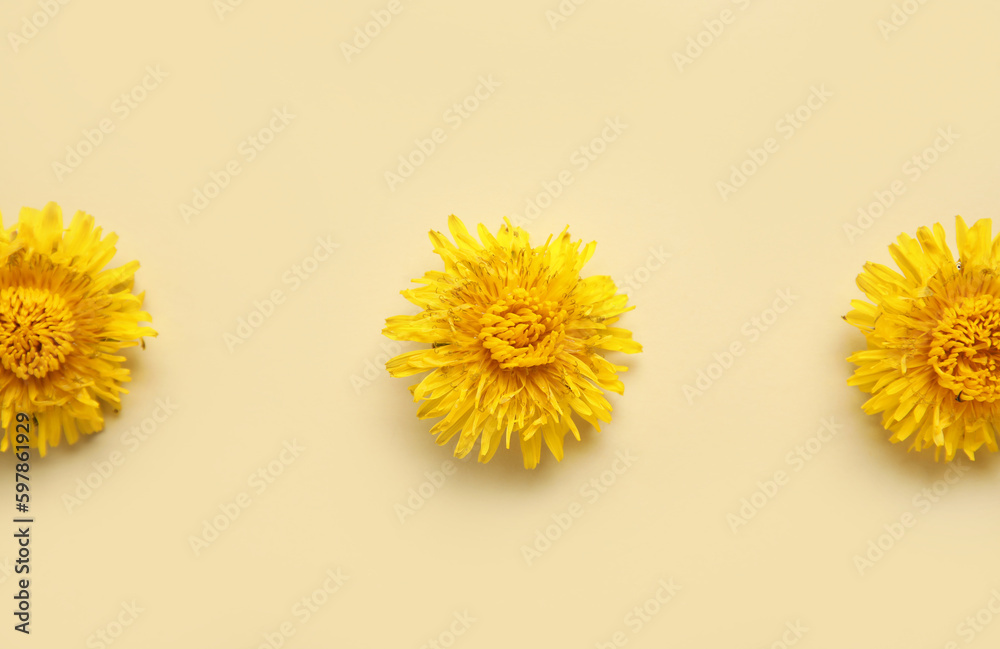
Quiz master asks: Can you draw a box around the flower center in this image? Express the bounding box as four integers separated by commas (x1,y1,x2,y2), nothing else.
929,294,1000,402
478,288,567,369
0,286,76,380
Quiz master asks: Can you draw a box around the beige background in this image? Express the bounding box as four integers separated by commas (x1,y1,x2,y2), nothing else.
2,0,1000,646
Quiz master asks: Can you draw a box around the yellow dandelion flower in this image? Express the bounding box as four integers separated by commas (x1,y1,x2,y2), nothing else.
383,215,641,469
0,202,156,456
846,216,1000,461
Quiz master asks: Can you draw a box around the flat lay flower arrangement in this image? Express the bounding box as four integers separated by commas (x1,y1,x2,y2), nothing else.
5,207,1000,474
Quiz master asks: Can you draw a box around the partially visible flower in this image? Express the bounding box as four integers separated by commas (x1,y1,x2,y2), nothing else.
0,203,156,456
846,216,1000,460
384,216,641,469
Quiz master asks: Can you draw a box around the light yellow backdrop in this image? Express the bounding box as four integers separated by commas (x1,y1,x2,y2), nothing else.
3,0,1000,646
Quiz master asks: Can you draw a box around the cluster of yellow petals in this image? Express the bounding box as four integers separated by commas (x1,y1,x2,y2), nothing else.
847,216,1000,460
384,216,641,468
0,203,155,456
